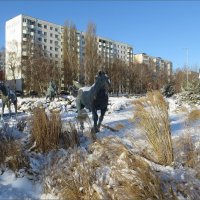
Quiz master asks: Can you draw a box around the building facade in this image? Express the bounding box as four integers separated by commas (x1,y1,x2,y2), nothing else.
6,14,133,91
134,53,173,78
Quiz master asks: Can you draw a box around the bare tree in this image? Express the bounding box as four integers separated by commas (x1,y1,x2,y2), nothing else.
0,47,5,81
63,21,79,89
22,39,59,95
84,22,101,85
6,40,20,90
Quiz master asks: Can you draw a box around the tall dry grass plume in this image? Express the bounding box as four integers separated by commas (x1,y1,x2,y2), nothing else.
133,90,174,165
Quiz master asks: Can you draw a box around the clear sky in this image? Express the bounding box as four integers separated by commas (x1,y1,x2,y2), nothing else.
1,1,200,71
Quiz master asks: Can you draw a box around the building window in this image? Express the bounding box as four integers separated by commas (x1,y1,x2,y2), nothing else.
55,34,58,39
30,21,35,25
44,25,47,29
55,54,58,58
44,32,47,36
50,33,53,37
23,18,26,22
44,39,47,42
55,28,58,31
44,45,47,50
50,40,53,44
38,30,42,34
38,23,42,28
55,47,58,51
50,53,52,57
50,47,53,50
50,27,53,30
38,38,42,41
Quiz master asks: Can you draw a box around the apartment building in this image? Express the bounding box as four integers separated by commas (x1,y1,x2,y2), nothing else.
134,53,173,78
5,14,133,91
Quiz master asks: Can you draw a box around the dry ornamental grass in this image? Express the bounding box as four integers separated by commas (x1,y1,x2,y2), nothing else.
30,107,80,153
133,91,174,165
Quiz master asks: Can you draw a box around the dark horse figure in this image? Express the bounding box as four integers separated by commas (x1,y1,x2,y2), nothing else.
76,71,110,133
46,80,58,101
0,82,17,119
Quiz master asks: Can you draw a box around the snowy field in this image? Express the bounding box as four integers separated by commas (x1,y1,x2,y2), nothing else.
0,94,199,199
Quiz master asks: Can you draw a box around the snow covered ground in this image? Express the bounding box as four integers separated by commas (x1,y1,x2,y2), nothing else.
0,94,199,199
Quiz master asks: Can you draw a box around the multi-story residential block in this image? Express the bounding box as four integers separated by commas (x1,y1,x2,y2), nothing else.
134,53,173,79
134,53,151,66
5,14,133,91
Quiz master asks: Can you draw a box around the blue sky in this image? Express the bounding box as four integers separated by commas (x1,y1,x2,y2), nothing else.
1,1,200,71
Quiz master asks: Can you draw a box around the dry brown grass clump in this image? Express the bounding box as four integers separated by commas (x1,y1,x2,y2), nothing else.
174,132,199,169
133,90,174,165
43,137,165,200
31,108,79,153
43,149,99,200
114,123,124,131
187,109,200,122
89,137,164,200
0,134,28,172
61,122,80,149
31,108,61,152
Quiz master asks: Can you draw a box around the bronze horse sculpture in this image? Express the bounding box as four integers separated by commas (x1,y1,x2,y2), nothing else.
0,82,17,119
76,71,110,133
46,80,58,101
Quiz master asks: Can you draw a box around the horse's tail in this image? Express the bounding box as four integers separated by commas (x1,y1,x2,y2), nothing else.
73,80,82,89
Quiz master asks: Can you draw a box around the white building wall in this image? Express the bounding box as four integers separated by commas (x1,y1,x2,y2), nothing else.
5,15,22,80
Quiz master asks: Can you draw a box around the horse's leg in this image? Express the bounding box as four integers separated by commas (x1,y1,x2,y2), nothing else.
97,108,107,130
14,102,17,118
76,92,85,130
8,101,11,117
1,102,4,119
92,108,99,133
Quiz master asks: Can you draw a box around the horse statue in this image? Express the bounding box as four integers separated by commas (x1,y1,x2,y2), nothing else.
76,71,111,133
46,80,58,101
0,82,17,119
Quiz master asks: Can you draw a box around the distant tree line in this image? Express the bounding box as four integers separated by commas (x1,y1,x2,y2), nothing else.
6,21,197,95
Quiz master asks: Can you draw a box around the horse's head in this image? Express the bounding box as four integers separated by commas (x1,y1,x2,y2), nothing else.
0,82,7,94
95,71,111,91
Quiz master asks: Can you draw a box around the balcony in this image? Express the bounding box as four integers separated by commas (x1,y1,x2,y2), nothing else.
23,30,28,34
23,38,27,42
22,51,27,56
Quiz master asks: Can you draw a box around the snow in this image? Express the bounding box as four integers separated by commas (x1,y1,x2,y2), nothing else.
0,94,199,199
0,170,41,199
